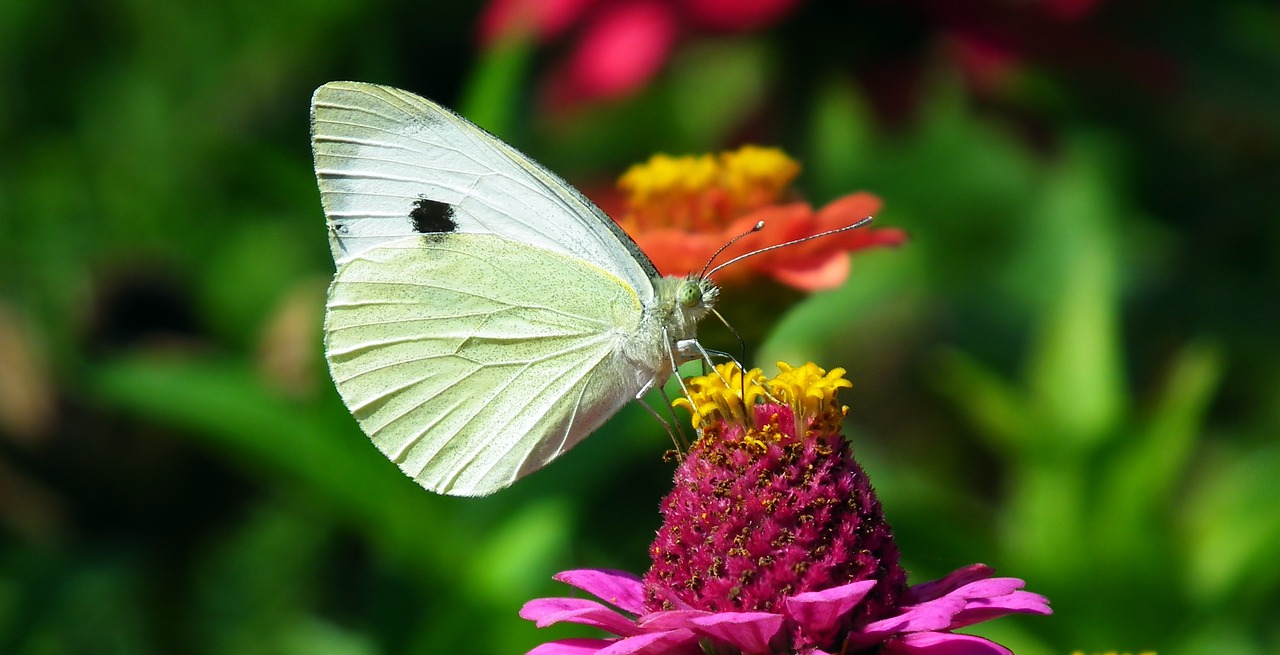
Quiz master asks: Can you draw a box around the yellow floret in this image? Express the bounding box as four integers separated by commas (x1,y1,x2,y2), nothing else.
768,361,852,422
674,361,850,433
718,146,800,206
618,153,719,202
672,362,766,429
617,146,800,227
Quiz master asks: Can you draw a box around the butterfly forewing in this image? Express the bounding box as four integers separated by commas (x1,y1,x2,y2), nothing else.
310,81,656,298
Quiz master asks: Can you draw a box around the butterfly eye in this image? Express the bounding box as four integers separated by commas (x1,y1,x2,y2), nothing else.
677,280,704,308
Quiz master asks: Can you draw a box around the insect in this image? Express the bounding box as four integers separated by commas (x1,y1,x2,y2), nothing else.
311,82,717,496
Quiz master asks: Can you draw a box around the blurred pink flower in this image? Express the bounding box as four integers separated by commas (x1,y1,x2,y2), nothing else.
915,0,1177,101
478,0,802,106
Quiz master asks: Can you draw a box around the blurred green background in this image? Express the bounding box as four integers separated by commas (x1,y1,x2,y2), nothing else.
2,1,1278,654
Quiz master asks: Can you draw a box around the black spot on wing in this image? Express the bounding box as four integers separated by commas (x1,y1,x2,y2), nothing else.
410,197,457,233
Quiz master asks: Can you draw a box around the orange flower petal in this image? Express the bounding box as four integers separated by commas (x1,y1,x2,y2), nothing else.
634,229,725,278
816,192,883,227
741,193,877,253
630,191,904,291
769,252,852,291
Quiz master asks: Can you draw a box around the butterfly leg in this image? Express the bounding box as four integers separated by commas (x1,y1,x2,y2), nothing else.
635,356,690,454
633,387,690,454
675,338,737,389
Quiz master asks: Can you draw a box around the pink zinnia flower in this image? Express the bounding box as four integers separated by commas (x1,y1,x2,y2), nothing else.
478,0,803,106
521,362,1050,654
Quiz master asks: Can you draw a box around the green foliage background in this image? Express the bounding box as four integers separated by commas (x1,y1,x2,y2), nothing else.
2,2,1278,654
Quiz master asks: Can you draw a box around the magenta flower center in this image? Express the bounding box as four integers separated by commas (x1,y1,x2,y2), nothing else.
643,402,908,641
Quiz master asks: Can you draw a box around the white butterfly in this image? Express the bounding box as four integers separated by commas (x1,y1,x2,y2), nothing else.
311,81,717,496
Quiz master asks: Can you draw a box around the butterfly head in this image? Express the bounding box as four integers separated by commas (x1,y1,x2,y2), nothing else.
646,275,718,350
677,276,716,312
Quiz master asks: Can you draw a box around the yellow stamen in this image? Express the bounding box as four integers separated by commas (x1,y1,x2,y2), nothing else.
673,361,850,436
718,145,800,210
768,361,852,423
671,363,766,430
617,146,801,230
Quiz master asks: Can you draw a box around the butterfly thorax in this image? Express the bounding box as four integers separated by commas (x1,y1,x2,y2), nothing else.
623,275,718,374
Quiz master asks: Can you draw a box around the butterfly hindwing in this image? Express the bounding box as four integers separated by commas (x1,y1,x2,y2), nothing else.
324,233,653,496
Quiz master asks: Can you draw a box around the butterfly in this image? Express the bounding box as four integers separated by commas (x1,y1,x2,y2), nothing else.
311,81,717,496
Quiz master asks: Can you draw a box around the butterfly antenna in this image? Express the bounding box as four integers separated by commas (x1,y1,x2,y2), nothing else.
699,221,767,280
704,216,874,280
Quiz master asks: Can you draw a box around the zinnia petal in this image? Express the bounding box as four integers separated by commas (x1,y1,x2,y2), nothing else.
518,597,642,636
596,629,701,655
689,611,785,655
949,590,1053,628
528,637,616,655
906,564,995,603
636,609,712,631
949,577,1026,600
767,252,851,292
853,596,968,640
735,193,899,290
784,579,878,640
477,0,594,44
883,631,1014,655
553,569,647,614
631,229,724,278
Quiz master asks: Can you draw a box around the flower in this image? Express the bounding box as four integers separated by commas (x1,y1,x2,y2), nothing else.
521,362,1051,654
608,147,906,291
477,0,803,106
908,0,1177,105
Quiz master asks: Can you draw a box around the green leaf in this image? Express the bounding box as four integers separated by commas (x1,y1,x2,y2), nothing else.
458,35,534,138
1184,441,1280,606
85,355,465,581
1003,453,1090,585
1024,142,1127,450
667,38,770,144
758,245,923,368
805,77,874,202
1096,342,1223,557
191,501,332,655
933,348,1031,453
467,499,574,605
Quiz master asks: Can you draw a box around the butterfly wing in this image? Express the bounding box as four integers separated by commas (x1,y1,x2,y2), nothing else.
310,81,657,300
324,233,656,496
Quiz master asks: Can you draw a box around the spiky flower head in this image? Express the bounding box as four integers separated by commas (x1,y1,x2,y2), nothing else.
520,362,1051,655
649,362,907,649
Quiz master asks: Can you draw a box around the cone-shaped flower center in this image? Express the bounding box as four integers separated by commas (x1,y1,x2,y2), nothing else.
645,362,908,648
